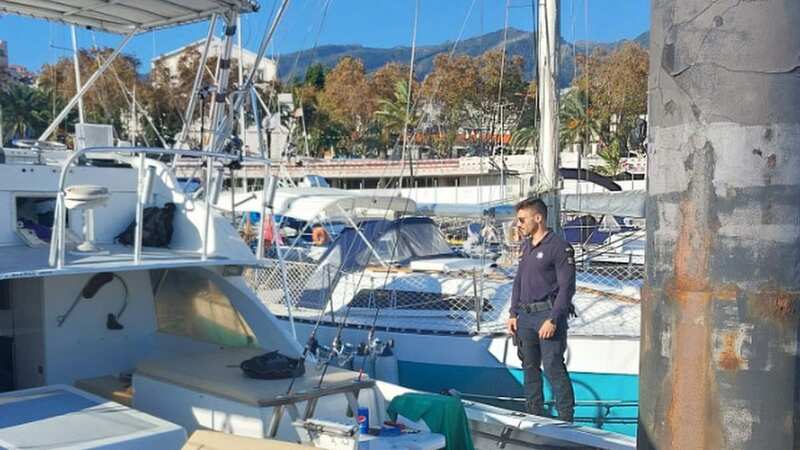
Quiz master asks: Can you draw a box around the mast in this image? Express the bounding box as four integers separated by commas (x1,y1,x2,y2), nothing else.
536,0,560,230
640,1,800,448
70,25,85,124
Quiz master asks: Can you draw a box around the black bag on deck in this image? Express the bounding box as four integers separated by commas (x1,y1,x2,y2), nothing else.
240,351,305,380
115,202,176,247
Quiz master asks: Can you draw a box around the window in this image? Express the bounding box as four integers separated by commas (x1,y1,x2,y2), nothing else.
153,269,258,348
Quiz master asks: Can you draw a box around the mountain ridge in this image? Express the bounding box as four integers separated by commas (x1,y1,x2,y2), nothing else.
277,28,650,86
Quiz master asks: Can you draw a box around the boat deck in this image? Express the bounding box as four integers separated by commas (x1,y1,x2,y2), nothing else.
0,244,258,280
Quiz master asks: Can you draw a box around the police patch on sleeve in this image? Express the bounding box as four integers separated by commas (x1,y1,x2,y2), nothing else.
565,246,575,265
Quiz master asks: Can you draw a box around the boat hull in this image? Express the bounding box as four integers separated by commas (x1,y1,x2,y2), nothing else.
270,314,639,436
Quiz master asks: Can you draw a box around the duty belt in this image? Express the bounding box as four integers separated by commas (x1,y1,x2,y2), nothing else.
520,301,551,313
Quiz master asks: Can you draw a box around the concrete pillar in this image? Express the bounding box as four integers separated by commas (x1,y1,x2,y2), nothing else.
640,1,800,449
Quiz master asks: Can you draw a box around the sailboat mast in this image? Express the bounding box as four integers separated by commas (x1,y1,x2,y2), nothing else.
536,0,560,230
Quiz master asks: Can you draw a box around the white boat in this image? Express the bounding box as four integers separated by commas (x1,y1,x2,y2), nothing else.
247,211,642,436
0,1,635,448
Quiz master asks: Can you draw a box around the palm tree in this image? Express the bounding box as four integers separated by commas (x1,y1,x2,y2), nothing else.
594,137,624,177
0,84,50,143
375,80,419,147
559,89,600,156
510,124,538,154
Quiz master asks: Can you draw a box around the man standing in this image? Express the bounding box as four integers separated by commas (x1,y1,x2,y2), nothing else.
507,198,576,422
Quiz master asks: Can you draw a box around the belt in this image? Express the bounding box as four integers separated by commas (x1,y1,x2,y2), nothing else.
520,301,551,314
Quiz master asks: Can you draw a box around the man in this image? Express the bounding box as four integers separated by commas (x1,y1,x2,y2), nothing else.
507,197,576,422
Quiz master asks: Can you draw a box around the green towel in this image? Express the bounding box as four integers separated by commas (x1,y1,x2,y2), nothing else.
387,393,474,450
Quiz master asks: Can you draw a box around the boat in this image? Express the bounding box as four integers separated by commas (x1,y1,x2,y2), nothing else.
247,209,642,436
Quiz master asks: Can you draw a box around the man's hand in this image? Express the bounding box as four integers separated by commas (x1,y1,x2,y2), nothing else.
539,320,556,339
507,317,517,335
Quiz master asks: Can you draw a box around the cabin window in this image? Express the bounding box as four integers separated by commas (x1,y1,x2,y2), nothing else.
153,269,258,348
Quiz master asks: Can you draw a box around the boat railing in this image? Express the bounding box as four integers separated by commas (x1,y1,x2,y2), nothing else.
48,146,274,269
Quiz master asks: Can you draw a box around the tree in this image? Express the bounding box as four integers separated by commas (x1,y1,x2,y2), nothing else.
420,54,479,157
304,63,326,90
559,89,601,155
510,81,539,154
141,62,185,147
318,57,375,155
594,137,624,177
370,63,409,106
419,51,529,157
375,79,420,148
468,51,528,153
38,48,144,137
572,43,648,153
510,125,538,154
0,84,52,142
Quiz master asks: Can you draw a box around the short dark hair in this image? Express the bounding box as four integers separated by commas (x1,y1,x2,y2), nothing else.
515,197,547,219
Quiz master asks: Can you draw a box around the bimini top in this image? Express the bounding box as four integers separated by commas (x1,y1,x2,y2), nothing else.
0,0,258,34
217,187,418,223
320,217,454,272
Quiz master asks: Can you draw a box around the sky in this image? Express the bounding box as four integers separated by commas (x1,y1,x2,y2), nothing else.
0,1,650,74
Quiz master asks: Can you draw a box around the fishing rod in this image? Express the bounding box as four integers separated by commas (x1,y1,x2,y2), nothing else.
313,195,415,389
353,200,416,382
283,218,372,395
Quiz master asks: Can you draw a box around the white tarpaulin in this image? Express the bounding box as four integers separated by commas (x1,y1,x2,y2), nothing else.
415,203,515,219
417,190,646,219
561,190,646,217
216,187,417,222
0,0,257,34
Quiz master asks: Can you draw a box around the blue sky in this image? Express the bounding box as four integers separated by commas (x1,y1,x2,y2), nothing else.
0,1,650,73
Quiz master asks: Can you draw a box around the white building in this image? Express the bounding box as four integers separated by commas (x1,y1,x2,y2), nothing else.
151,37,277,85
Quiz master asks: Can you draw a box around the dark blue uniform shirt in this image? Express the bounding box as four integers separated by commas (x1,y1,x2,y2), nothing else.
509,230,576,321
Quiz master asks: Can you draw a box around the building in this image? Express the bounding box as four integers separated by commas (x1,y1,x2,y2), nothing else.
151,37,276,86
150,37,280,151
0,42,36,87
7,65,36,85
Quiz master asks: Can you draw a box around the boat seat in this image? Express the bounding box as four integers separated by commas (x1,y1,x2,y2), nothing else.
74,375,133,407
63,185,110,210
183,430,312,449
135,347,374,408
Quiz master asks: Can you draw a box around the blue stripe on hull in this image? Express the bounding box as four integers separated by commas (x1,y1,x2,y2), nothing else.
398,360,639,437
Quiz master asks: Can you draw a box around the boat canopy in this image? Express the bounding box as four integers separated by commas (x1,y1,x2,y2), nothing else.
416,202,515,219
320,217,455,272
417,190,646,220
561,190,646,218
0,0,258,34
217,187,418,223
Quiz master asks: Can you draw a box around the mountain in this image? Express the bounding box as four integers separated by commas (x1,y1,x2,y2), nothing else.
277,28,650,86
